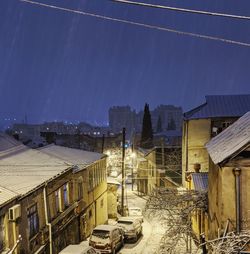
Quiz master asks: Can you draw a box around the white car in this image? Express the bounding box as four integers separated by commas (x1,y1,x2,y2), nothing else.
128,207,143,222
89,224,124,253
59,241,99,254
116,217,142,243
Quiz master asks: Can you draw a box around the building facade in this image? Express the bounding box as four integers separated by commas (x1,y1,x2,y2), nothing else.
0,135,108,254
182,94,250,185
206,112,250,247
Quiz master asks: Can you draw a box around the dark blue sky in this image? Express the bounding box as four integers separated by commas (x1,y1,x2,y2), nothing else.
0,0,250,125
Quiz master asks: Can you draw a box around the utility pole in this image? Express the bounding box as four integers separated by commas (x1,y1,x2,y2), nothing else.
101,134,105,153
131,143,134,191
121,127,126,216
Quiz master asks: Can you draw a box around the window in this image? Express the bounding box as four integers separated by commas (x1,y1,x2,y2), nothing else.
27,204,39,238
0,216,4,250
78,178,83,200
89,209,92,218
55,190,60,213
63,183,69,207
89,170,93,191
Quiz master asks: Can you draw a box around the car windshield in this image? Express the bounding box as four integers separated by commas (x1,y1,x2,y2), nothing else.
92,230,110,239
118,220,133,225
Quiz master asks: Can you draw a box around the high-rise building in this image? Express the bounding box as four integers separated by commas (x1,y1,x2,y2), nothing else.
109,105,183,136
108,106,136,136
152,105,183,131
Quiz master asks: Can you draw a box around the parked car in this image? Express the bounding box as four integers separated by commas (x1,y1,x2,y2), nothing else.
116,217,142,242
89,224,124,254
128,207,144,222
59,241,99,254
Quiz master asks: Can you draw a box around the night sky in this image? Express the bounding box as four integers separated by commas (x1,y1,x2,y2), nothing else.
0,0,250,125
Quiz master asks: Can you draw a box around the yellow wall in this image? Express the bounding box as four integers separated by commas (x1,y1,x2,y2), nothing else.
182,119,211,185
208,157,250,239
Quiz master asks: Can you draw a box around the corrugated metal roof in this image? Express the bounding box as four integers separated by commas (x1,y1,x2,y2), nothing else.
192,173,208,191
206,111,250,164
0,186,19,207
0,135,73,205
184,95,250,120
0,140,106,206
39,145,106,166
0,146,70,203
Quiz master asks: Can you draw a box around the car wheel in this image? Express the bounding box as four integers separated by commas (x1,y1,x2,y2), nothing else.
134,234,138,243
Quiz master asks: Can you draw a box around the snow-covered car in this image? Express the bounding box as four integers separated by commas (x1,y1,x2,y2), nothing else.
89,224,124,253
59,241,99,254
116,217,142,242
128,207,144,222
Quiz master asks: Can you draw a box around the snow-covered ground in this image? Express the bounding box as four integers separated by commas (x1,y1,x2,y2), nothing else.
117,185,200,254
117,187,165,254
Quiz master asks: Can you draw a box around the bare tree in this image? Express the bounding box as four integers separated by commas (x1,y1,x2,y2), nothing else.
145,187,208,254
203,230,250,254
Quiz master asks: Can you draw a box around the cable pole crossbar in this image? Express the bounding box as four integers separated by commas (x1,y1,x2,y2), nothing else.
19,0,250,48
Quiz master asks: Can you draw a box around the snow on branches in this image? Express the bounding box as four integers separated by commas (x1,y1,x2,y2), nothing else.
204,230,250,254
145,187,208,254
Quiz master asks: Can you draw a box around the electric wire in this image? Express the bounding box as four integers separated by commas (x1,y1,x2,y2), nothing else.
112,0,250,21
19,0,250,48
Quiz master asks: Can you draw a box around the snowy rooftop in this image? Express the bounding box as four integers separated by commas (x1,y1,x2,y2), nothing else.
0,138,67,205
0,145,69,205
206,111,250,164
39,144,106,167
0,186,19,207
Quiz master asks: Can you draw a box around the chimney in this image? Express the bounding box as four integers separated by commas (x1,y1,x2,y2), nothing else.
193,163,201,173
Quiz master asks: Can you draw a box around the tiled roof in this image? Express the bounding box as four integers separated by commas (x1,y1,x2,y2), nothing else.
192,173,208,191
206,111,250,164
184,95,250,120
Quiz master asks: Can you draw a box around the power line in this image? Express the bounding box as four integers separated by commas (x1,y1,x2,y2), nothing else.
112,0,250,21
19,0,250,48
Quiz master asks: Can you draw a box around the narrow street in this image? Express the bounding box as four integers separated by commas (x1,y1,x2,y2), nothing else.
116,185,165,254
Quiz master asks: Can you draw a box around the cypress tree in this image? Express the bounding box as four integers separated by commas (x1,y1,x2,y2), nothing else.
140,103,153,149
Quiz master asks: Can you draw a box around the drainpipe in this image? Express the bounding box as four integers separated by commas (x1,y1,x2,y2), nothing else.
233,168,241,234
185,121,189,179
43,184,52,254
